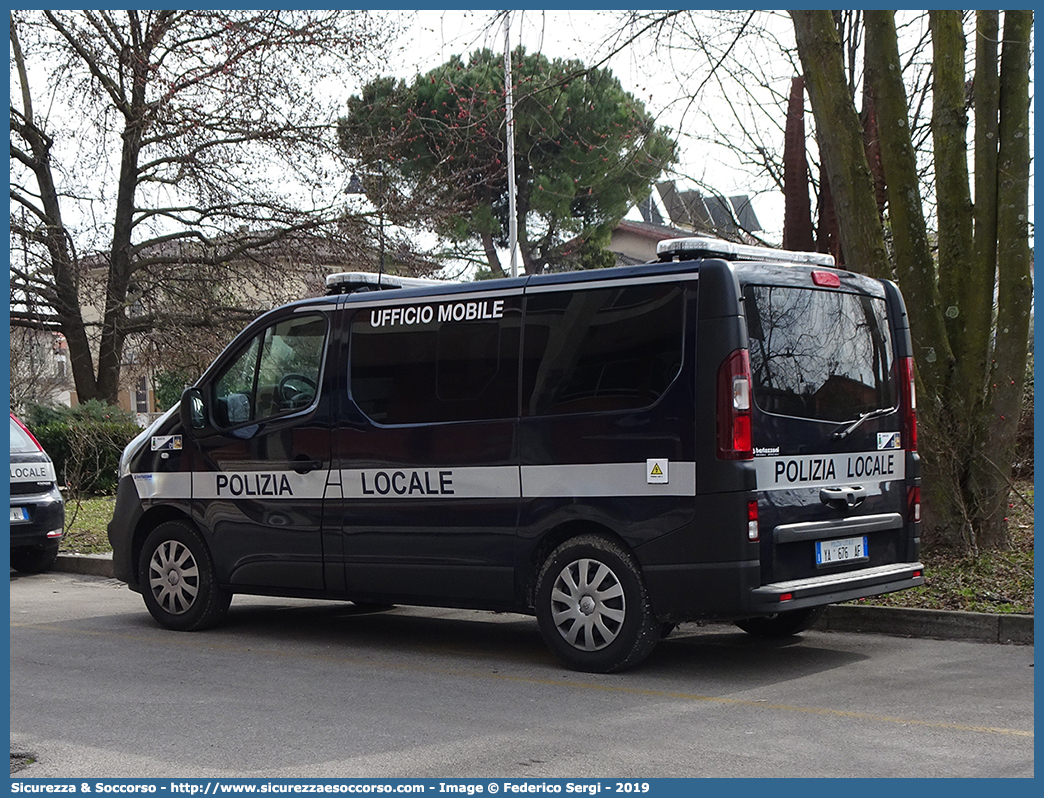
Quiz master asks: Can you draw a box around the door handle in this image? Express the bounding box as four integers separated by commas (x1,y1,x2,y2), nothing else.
291,457,325,474
820,486,866,508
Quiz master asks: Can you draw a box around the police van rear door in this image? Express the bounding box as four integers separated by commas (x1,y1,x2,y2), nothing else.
742,270,916,586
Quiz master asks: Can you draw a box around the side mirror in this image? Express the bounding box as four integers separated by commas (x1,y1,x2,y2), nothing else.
180,387,209,434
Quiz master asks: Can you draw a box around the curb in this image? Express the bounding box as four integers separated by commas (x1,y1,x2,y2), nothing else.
53,552,116,579
816,603,1033,645
53,553,1033,646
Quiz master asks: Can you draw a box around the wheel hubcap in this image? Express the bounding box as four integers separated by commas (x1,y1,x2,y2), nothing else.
148,540,199,615
550,557,626,651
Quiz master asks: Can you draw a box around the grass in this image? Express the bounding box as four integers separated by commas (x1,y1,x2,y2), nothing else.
61,484,1034,615
855,481,1034,615
60,494,116,555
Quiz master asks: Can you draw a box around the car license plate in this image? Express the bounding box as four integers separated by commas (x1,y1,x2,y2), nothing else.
10,507,28,522
816,536,868,566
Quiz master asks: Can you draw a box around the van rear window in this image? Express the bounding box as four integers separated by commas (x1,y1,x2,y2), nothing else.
744,285,896,422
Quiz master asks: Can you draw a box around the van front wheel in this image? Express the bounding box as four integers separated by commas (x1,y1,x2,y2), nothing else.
734,606,825,638
139,521,231,631
535,535,659,673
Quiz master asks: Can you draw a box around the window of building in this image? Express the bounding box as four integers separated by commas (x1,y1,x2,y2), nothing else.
135,376,150,414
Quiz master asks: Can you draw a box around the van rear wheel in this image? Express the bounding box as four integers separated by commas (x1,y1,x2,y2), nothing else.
734,606,826,638
535,535,659,673
139,521,231,631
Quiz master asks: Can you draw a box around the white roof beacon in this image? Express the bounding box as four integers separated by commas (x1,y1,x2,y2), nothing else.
656,237,835,267
325,272,452,296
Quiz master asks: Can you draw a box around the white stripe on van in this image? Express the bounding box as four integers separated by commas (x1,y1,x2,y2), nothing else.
340,466,520,499
132,472,192,500
131,462,700,501
753,450,906,491
521,462,697,497
193,470,328,500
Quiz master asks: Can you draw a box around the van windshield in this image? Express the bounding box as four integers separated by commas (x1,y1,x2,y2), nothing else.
744,284,896,423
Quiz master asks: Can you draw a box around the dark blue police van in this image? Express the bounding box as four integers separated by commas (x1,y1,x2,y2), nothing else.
109,237,923,672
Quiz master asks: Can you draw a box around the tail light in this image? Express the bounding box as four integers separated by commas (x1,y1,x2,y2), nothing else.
747,500,759,541
900,356,918,451
908,486,921,524
811,270,841,288
717,349,753,460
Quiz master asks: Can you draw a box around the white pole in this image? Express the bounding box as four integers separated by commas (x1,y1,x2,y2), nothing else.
504,12,518,278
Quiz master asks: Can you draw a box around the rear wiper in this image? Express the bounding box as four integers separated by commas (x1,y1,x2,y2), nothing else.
831,407,892,439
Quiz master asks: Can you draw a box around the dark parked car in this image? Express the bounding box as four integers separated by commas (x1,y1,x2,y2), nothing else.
9,413,64,573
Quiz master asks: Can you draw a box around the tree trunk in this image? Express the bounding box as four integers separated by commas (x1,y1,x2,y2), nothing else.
10,18,100,403
864,11,952,394
971,12,1000,365
789,10,891,280
480,231,505,278
96,22,153,405
782,77,815,252
930,10,979,388
946,11,1001,552
863,11,971,550
976,10,1033,550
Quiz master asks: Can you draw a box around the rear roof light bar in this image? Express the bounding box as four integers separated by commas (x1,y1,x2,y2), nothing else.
657,237,836,267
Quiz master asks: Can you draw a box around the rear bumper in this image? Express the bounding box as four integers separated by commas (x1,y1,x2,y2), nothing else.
750,561,925,612
643,559,762,621
9,488,64,550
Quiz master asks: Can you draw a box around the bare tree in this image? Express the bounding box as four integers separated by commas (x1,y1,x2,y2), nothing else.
791,10,1033,551
10,10,396,405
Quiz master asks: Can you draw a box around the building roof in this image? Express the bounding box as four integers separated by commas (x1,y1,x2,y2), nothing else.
649,181,762,237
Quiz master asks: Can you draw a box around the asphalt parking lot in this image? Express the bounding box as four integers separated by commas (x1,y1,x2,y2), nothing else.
10,570,1035,778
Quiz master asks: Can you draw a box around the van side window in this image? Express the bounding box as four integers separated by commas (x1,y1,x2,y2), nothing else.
350,298,522,424
522,284,684,416
744,285,895,421
212,313,329,427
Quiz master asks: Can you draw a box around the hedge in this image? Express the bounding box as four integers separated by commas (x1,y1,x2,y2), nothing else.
23,402,140,496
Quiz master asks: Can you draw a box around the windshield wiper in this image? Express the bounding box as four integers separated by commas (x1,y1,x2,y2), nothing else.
831,407,892,439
